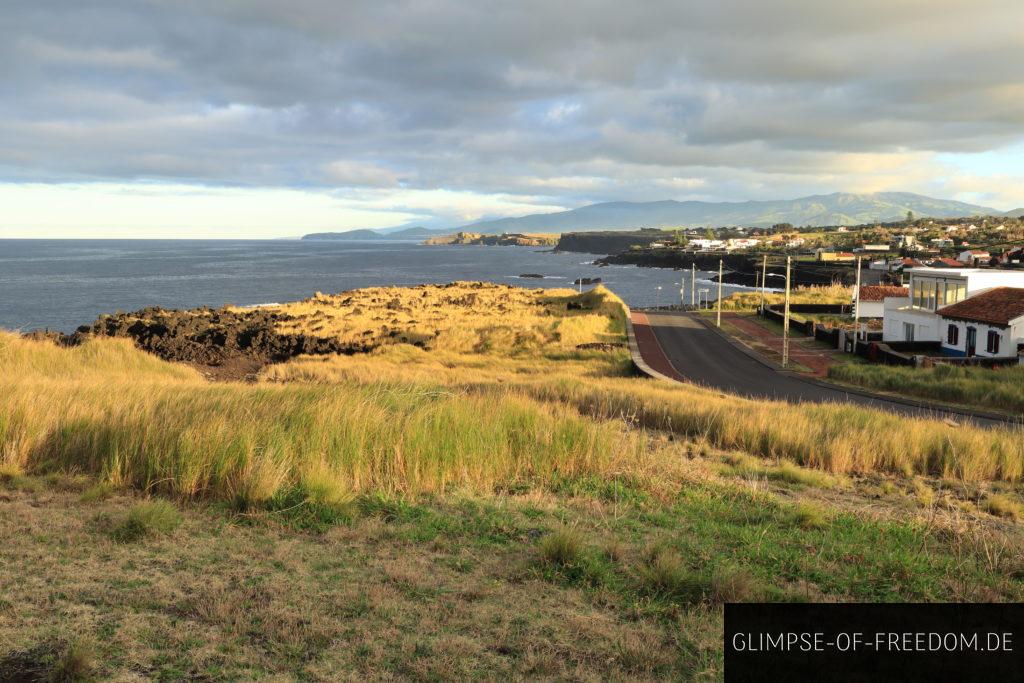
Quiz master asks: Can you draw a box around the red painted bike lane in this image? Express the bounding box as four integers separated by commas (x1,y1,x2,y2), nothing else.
630,311,687,382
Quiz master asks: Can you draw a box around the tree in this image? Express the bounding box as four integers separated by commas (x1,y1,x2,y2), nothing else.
906,210,914,224
704,228,714,240
772,223,793,232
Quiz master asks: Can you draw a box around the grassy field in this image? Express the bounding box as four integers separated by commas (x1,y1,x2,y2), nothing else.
2,283,1023,680
265,281,623,354
829,362,1024,417
718,282,851,312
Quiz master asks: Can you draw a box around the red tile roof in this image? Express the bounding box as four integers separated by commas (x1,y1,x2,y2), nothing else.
858,285,909,302
938,287,1024,326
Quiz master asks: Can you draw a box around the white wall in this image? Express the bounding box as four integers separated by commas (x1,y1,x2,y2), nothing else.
857,300,885,318
940,317,1024,357
883,303,939,342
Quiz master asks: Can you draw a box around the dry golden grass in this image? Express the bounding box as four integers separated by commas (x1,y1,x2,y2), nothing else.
5,278,1024,509
0,332,652,507
719,283,852,311
260,282,625,354
265,340,1024,483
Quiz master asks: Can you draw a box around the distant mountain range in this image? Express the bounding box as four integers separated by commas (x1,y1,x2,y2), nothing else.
301,192,1017,240
456,192,1007,233
301,226,439,240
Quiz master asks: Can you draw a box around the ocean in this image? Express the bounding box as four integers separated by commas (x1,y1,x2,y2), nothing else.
0,239,745,333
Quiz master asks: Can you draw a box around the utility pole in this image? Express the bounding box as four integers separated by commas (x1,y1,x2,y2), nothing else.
782,256,791,367
760,254,768,313
690,263,696,307
853,256,862,342
716,258,723,327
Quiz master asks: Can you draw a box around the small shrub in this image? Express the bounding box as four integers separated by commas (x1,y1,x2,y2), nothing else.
638,549,707,604
537,528,609,587
710,566,764,603
538,528,584,567
983,494,1022,520
0,461,23,481
603,540,626,563
79,482,115,504
50,638,96,682
912,480,936,507
788,503,828,530
771,463,842,489
357,494,424,523
111,500,181,543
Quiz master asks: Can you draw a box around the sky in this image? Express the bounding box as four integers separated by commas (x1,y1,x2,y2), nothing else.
1,0,1023,238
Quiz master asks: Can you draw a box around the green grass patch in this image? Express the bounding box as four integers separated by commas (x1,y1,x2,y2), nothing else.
110,500,182,543
829,362,1024,416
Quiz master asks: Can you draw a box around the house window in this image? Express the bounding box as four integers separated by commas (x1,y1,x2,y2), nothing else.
986,330,1001,355
945,281,966,305
911,278,947,310
947,324,959,345
912,278,931,308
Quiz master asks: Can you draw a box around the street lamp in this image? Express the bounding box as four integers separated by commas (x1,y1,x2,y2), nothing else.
656,285,663,309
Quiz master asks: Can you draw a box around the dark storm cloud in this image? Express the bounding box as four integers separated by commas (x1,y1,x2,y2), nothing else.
2,0,1023,205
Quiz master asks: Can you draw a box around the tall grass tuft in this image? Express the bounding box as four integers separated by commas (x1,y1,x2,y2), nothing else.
0,333,631,503
538,528,585,567
111,500,182,542
521,375,1024,482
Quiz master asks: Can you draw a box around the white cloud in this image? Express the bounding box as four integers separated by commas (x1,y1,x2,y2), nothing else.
0,0,1021,234
0,182,569,238
323,160,403,188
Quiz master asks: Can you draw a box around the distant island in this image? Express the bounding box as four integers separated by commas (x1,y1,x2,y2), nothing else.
301,226,439,240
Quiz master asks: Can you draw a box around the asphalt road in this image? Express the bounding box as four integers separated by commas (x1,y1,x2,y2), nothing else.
641,310,1010,427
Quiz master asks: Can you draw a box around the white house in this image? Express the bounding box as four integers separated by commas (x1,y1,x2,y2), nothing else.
687,239,725,251
855,285,909,319
957,249,991,266
938,288,1024,357
882,268,1024,342
726,238,760,250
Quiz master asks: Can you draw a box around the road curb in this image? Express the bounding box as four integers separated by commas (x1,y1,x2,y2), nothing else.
623,306,682,384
